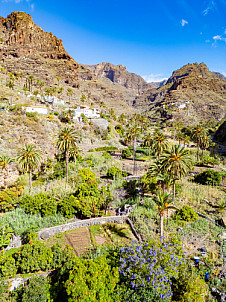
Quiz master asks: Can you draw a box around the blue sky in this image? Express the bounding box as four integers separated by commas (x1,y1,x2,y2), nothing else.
0,0,226,81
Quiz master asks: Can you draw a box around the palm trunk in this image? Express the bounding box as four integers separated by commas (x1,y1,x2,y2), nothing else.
65,149,69,183
133,136,136,175
29,170,32,188
173,180,176,199
197,144,200,161
160,215,164,237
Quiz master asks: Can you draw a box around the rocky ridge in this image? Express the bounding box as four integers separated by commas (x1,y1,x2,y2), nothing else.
134,63,226,124
86,62,151,93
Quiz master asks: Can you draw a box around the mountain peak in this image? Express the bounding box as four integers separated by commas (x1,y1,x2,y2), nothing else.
0,11,71,60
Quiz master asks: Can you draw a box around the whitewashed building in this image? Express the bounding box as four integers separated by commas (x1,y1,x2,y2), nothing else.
72,106,100,122
25,106,48,115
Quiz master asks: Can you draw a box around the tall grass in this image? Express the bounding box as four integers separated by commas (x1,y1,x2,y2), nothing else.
0,208,67,236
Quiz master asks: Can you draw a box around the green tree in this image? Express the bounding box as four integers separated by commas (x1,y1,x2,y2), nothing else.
153,191,177,237
27,75,34,92
161,145,192,199
56,127,79,182
200,134,210,161
17,144,42,188
192,125,205,161
152,131,168,159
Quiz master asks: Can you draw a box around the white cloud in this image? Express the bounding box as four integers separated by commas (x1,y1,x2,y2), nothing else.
142,74,168,83
181,19,188,26
203,0,216,15
213,35,226,42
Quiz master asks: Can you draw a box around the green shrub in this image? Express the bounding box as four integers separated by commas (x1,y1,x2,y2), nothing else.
0,186,23,212
15,275,51,302
49,161,66,180
26,112,39,122
122,148,133,158
174,205,198,222
57,195,77,218
19,193,57,216
77,168,96,182
202,155,219,166
115,125,125,135
0,252,17,277
94,146,118,152
0,241,76,278
0,224,14,250
54,111,59,116
194,169,222,186
107,167,123,179
64,255,119,302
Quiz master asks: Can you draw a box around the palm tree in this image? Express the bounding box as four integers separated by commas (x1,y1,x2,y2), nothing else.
27,75,34,92
124,125,140,175
0,155,13,188
37,79,45,93
17,144,42,188
161,145,192,199
153,191,177,237
200,135,210,161
148,160,173,193
143,133,153,155
192,125,205,161
56,127,79,182
152,131,168,159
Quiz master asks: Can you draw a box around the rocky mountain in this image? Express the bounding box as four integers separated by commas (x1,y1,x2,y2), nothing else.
85,62,151,93
134,63,226,124
0,11,139,114
213,72,226,81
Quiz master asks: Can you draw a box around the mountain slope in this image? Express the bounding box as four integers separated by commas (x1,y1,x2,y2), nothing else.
134,63,226,124
86,62,151,93
0,11,138,114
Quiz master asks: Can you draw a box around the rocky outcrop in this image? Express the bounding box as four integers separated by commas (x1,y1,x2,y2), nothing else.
0,11,71,60
86,62,151,93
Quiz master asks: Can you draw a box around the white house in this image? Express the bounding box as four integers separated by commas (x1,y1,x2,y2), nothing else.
178,103,186,110
71,105,100,122
25,106,48,115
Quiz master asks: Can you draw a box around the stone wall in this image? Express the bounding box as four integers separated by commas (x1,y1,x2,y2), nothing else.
38,216,127,240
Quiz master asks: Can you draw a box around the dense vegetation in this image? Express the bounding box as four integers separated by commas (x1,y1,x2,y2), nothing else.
0,68,225,301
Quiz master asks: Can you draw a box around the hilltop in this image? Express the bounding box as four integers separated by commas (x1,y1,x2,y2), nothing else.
134,62,226,124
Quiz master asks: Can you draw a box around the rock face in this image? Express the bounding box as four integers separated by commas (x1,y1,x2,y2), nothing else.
134,63,226,125
0,11,71,60
86,62,151,93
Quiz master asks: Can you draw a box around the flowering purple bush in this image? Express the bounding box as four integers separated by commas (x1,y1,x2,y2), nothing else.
119,237,185,300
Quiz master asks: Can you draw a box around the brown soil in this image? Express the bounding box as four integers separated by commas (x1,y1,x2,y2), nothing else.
63,227,92,256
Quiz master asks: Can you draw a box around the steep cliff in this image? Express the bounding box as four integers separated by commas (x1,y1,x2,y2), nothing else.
86,62,151,93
